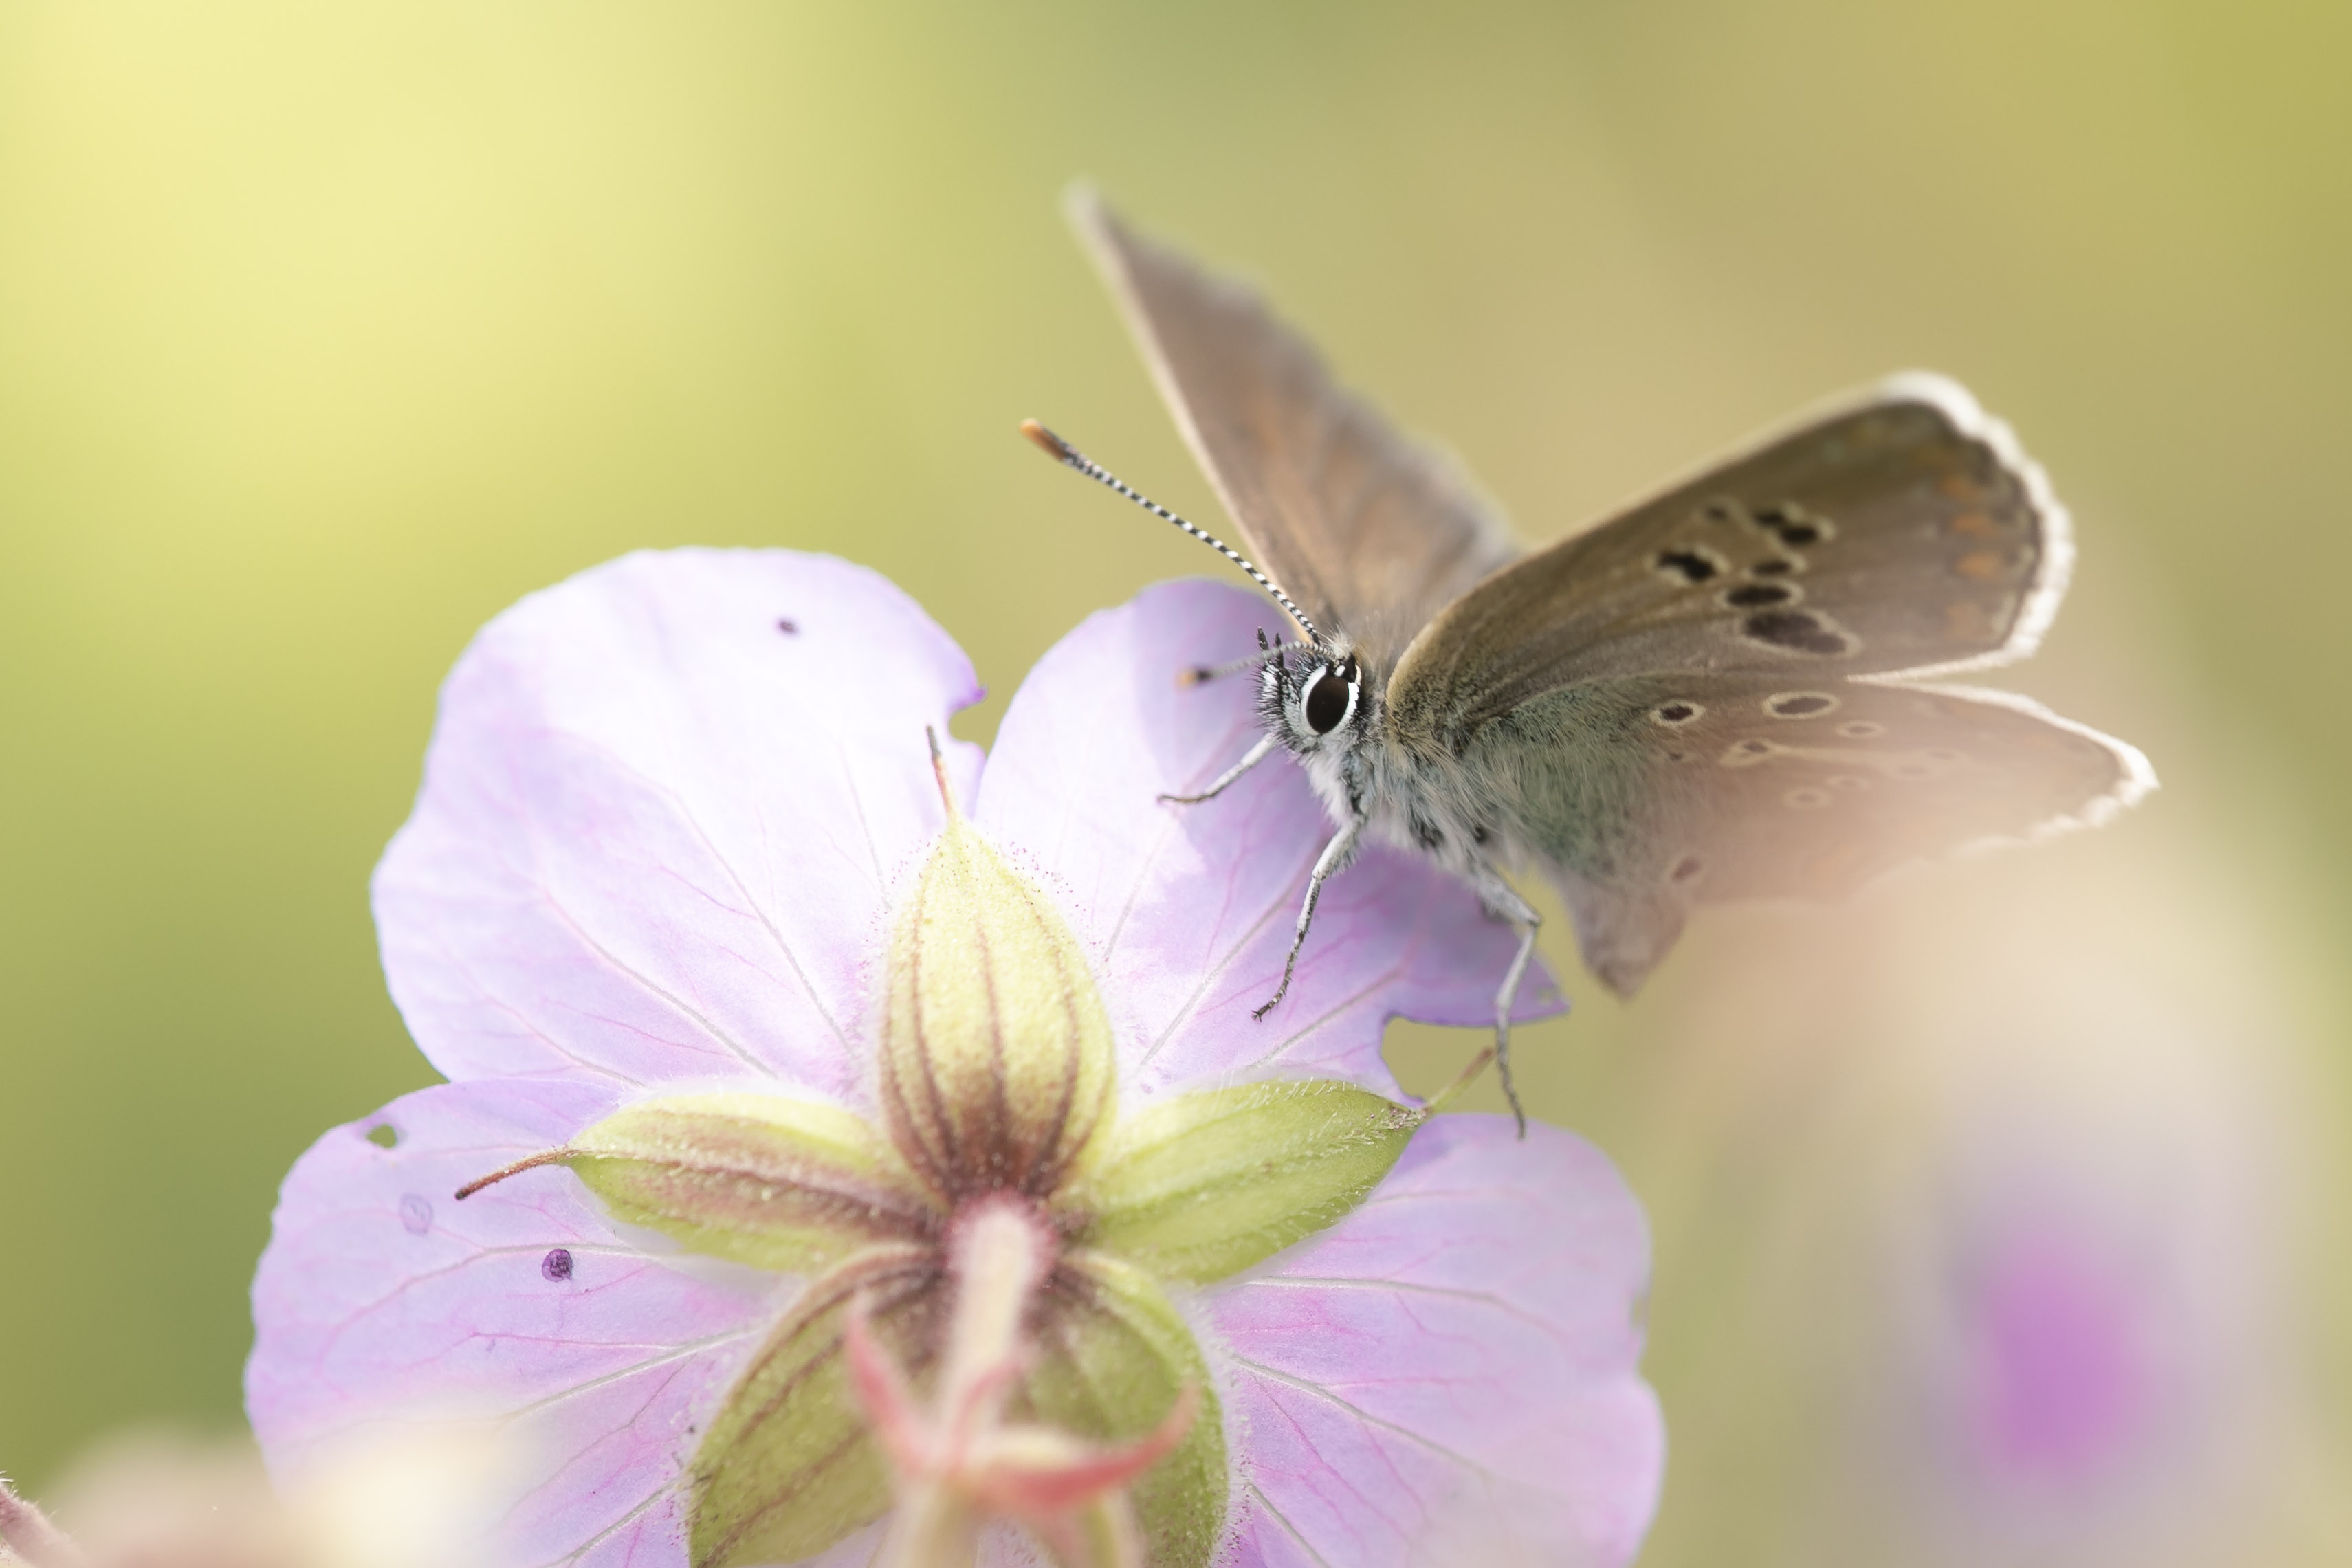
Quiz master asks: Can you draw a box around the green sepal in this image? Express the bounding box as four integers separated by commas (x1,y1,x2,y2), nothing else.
1027,1250,1226,1568
1064,1079,1424,1284
880,809,1117,1200
688,1243,935,1568
565,1093,939,1273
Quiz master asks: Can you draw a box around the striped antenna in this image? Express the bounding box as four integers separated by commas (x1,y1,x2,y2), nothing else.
1020,420,1323,645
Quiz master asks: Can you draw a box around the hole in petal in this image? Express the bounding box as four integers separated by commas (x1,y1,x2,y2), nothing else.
366,1123,399,1150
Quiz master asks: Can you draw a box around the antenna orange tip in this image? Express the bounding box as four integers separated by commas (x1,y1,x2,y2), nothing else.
1020,419,1076,463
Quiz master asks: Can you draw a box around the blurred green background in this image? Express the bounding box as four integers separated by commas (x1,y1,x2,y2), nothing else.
3,3,2346,1563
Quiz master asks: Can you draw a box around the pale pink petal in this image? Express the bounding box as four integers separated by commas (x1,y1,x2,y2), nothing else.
247,1077,788,1568
974,580,1559,1100
1202,1114,1663,1568
375,549,983,1096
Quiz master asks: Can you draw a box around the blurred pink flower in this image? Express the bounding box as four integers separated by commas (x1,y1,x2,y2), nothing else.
1641,846,2325,1568
244,552,1662,1567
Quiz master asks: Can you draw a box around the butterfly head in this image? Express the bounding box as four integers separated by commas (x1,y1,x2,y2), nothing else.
1261,638,1368,757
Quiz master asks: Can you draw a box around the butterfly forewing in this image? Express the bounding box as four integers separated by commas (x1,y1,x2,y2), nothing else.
1070,188,1519,668
1386,379,2064,749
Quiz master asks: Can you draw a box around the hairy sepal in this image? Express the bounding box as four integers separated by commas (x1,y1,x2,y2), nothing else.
566,1093,938,1273
881,812,1116,1200
1066,1080,1425,1283
688,1244,937,1568
1031,1251,1226,1568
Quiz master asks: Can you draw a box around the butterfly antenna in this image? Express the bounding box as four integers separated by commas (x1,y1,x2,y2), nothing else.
1020,420,1323,645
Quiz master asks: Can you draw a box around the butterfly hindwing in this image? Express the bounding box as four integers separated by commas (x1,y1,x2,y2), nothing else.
1386,377,2066,749
1070,188,1519,668
1458,673,2152,992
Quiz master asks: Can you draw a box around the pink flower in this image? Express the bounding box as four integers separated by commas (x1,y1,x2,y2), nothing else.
245,550,1661,1567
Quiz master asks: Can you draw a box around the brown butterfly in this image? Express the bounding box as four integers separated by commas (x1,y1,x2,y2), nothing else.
1026,190,2153,1123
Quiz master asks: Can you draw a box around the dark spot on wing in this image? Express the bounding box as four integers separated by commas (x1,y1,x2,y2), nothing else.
1739,739,1772,754
1752,503,1832,549
1656,547,1724,584
1750,557,1798,577
1766,693,1836,718
1725,583,1796,608
1652,701,1703,725
1743,609,1854,655
1669,854,1704,884
1838,720,1885,738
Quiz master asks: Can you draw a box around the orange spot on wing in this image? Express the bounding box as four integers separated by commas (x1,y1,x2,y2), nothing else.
1804,841,1871,896
1949,511,2003,539
1938,474,1985,500
1945,600,1994,641
1955,550,2010,582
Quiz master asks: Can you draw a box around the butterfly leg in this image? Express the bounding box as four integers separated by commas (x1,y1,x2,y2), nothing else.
1253,810,1366,1021
1469,867,1542,1136
1158,734,1277,805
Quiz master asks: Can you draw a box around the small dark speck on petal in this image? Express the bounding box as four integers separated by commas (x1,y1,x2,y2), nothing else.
776,618,800,635
399,1194,432,1236
542,1248,575,1282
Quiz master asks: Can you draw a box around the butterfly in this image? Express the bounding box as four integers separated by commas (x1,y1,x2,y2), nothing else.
1025,190,2155,1123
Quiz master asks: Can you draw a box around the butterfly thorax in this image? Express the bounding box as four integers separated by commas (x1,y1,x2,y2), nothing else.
1262,643,1513,894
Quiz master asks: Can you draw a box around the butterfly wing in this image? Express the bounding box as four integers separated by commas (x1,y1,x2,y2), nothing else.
1385,377,2151,993
1387,376,2069,744
1458,674,2152,992
1070,188,1519,668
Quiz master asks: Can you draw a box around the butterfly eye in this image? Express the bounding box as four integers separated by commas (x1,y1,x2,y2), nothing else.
1301,666,1356,736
